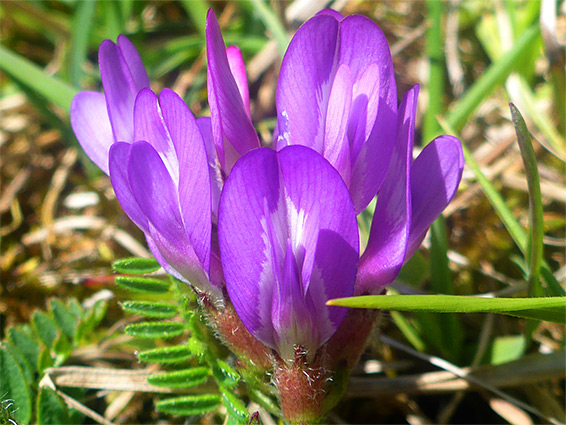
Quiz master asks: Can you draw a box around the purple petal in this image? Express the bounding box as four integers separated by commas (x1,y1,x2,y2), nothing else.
271,240,317,360
316,9,344,20
219,146,358,355
276,14,340,152
71,91,114,174
356,85,419,295
278,146,358,345
99,39,148,143
339,14,397,213
406,135,464,258
206,10,259,172
108,142,148,232
159,89,212,273
133,89,178,183
226,46,250,117
219,148,281,347
126,141,215,296
116,35,150,90
197,117,223,220
323,64,353,187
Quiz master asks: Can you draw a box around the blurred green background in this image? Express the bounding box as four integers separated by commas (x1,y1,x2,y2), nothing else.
0,1,564,424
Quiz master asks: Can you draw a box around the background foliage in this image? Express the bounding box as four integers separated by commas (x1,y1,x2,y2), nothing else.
1,0,564,424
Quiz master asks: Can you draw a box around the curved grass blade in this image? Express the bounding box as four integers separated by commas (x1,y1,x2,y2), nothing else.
0,44,78,111
446,24,539,131
438,118,565,297
327,295,566,324
509,103,544,296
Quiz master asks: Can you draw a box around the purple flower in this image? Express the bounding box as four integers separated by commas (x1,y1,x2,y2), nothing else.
218,146,359,360
71,35,150,173
206,10,260,174
70,37,223,299
276,11,397,214
356,86,464,295
108,88,222,300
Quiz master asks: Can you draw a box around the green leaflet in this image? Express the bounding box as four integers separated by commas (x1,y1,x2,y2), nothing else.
121,301,178,319
327,295,566,324
32,311,59,350
37,386,70,425
0,345,32,424
156,394,222,416
148,367,210,388
125,321,185,339
138,345,194,364
221,388,249,424
115,275,171,293
49,300,80,340
112,257,161,275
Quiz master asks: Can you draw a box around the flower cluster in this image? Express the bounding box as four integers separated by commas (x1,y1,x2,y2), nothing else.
71,9,463,422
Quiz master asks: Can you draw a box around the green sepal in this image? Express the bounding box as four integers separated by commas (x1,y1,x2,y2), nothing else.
220,388,248,424
211,359,239,389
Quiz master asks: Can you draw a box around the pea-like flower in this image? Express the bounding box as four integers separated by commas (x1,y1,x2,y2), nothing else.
276,11,398,214
218,146,359,361
108,88,222,300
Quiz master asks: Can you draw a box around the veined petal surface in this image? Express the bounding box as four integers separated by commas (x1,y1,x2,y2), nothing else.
406,135,464,258
219,146,358,358
356,85,419,295
99,39,149,144
276,13,397,214
71,91,114,174
206,10,259,172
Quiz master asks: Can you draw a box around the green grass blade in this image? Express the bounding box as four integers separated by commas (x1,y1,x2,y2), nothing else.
179,0,208,37
69,0,97,87
510,103,544,296
438,118,565,297
328,295,566,324
248,0,289,55
0,44,78,111
420,0,463,362
446,24,540,131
